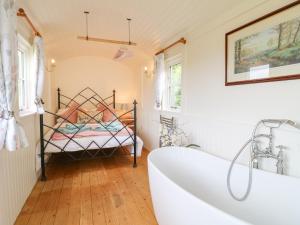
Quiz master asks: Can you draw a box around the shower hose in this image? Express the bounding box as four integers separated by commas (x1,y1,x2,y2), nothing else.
226,122,262,201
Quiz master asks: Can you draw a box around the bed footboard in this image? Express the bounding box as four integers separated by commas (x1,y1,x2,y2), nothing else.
39,114,47,181
133,100,137,168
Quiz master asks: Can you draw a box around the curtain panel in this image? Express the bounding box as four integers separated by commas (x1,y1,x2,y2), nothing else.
0,0,28,151
154,53,165,109
33,36,45,114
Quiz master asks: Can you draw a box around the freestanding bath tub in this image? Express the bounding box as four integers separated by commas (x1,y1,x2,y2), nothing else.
148,147,300,225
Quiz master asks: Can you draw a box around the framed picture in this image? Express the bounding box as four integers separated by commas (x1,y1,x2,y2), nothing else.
225,1,300,85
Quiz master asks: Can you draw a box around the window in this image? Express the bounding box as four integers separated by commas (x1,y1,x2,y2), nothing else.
18,49,27,110
17,35,35,115
164,55,183,111
168,63,182,109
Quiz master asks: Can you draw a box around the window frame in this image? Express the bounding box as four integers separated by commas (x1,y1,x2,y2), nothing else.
163,54,183,112
17,35,35,117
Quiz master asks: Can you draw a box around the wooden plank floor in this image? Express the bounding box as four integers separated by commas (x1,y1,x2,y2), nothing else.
15,150,158,225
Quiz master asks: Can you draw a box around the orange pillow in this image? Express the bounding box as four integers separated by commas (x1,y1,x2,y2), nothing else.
115,109,133,119
59,102,79,123
97,102,116,122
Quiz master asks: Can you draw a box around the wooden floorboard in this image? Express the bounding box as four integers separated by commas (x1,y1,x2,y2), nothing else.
14,150,158,225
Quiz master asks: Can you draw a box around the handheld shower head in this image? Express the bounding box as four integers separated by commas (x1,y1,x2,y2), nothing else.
261,119,299,129
284,120,300,129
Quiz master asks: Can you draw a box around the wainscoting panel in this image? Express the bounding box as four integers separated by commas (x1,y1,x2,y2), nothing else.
140,111,300,178
0,115,38,225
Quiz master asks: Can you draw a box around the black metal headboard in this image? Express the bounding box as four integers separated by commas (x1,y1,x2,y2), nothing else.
57,87,116,110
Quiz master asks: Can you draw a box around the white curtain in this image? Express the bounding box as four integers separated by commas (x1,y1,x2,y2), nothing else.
33,36,45,114
0,0,28,151
154,53,165,109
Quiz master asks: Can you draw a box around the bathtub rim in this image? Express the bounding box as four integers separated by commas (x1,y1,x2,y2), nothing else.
149,146,300,182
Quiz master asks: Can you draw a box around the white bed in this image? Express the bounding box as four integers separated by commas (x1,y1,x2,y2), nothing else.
36,122,143,171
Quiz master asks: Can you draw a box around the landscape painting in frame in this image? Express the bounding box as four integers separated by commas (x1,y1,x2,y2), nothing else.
226,1,300,85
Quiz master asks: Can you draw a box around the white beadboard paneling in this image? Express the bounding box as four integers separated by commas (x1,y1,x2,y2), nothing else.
18,0,242,52
0,115,38,225
141,111,300,177
16,0,251,69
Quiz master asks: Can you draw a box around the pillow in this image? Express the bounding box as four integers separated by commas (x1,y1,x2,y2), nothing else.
58,102,79,123
77,110,103,124
56,108,69,123
115,109,133,119
97,102,116,122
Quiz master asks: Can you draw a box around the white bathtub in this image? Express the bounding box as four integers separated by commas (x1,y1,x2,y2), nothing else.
148,147,300,225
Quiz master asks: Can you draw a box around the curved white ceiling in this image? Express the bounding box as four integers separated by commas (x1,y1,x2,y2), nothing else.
18,0,243,64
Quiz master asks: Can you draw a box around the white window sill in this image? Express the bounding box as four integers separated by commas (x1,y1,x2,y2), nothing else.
161,108,182,114
19,109,36,118
154,107,181,113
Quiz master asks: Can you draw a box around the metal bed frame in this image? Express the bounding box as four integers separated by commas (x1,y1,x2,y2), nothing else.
39,87,137,181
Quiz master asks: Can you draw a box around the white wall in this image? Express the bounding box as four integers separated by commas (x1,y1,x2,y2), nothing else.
140,0,300,177
53,56,141,107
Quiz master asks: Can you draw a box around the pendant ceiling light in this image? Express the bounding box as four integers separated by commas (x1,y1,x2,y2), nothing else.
113,18,134,61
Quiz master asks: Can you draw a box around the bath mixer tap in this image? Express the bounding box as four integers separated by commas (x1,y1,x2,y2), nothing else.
227,119,299,201
251,125,286,174
251,120,287,172
252,146,285,174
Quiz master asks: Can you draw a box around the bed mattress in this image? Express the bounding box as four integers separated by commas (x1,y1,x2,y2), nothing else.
35,122,143,171
40,122,142,152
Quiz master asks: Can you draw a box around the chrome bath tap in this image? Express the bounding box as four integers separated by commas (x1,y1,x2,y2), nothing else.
227,119,299,201
252,143,285,175
250,124,286,175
